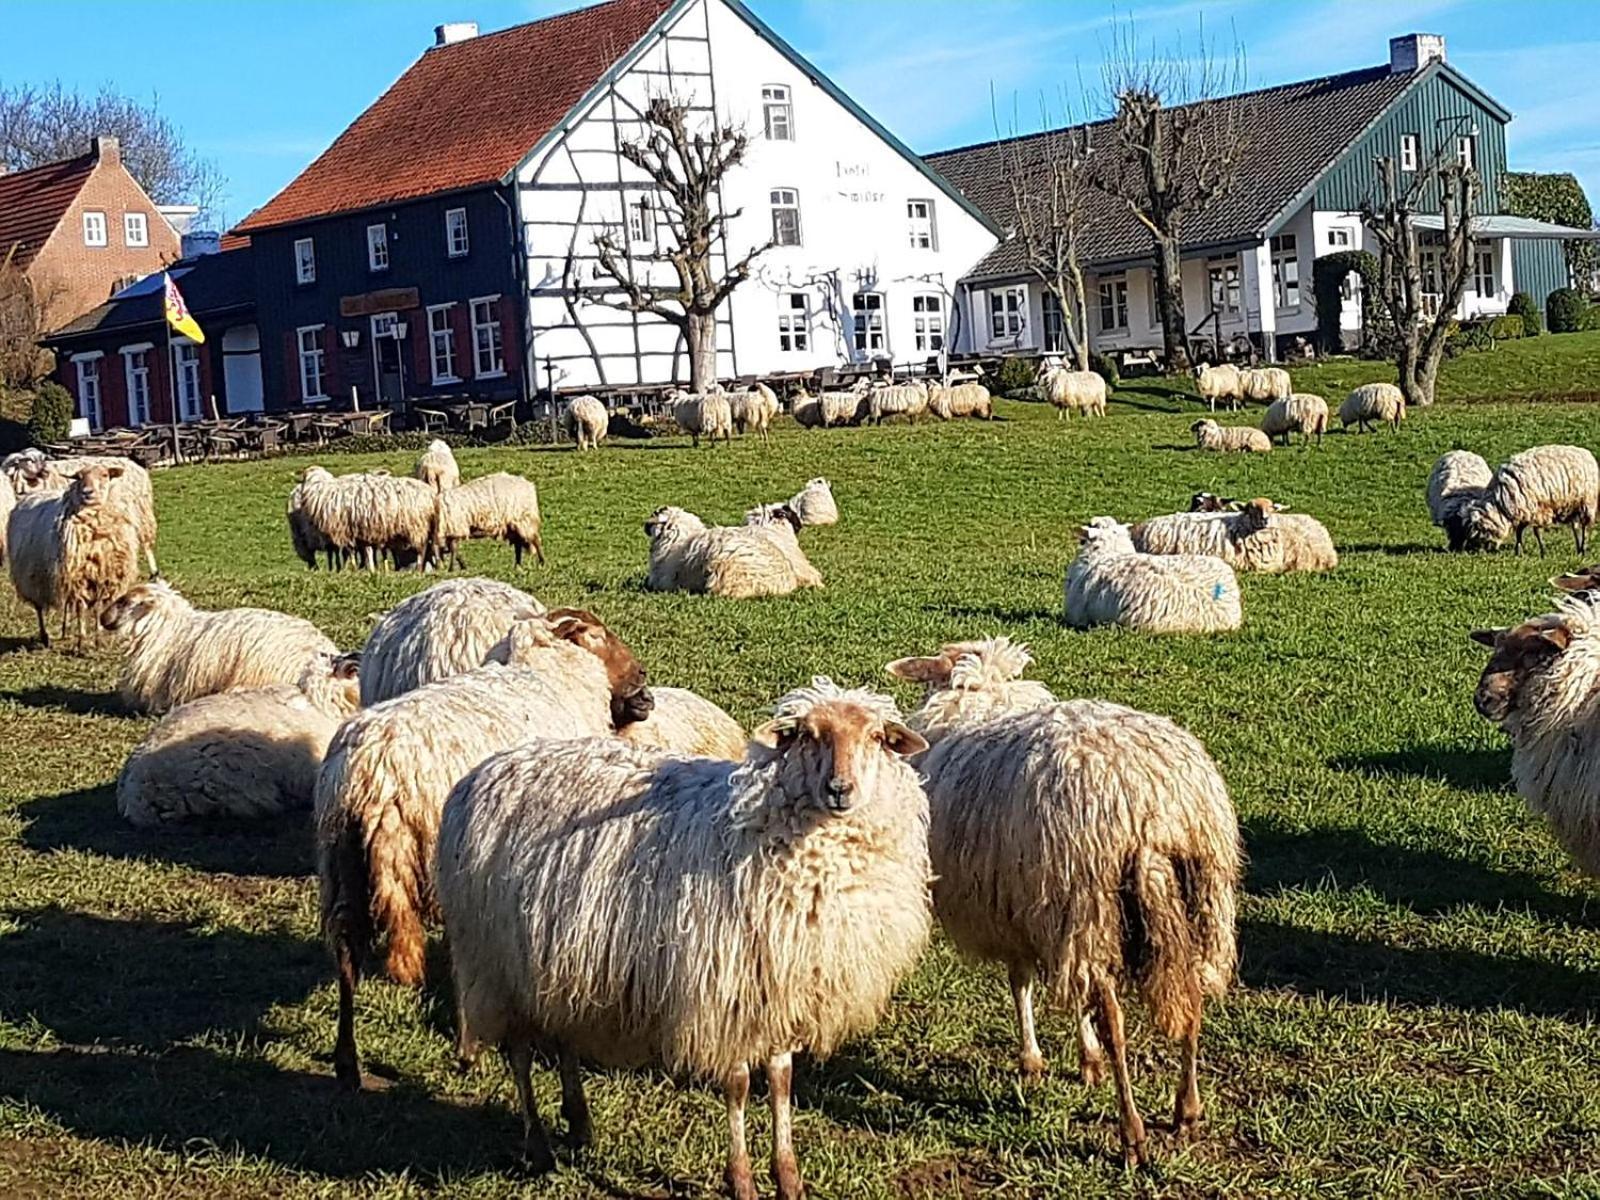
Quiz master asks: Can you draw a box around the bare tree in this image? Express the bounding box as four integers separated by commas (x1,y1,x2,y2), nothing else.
1361,153,1477,408
593,96,771,393
0,248,63,389
991,93,1094,371
1090,23,1251,370
0,81,225,226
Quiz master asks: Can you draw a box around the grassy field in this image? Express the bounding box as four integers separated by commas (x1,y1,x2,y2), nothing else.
2,375,1599,1198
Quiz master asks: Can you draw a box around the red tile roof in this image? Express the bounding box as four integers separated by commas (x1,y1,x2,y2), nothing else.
0,153,96,271
234,0,673,234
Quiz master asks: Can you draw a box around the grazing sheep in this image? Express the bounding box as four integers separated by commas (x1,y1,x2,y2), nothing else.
7,463,142,647
1038,364,1108,418
791,391,824,429
1065,517,1242,634
413,440,460,493
1427,451,1497,551
617,685,747,760
1131,498,1337,574
1472,592,1600,877
1471,445,1600,556
730,383,780,442
645,506,822,599
101,579,340,714
295,467,435,570
117,653,361,827
1339,382,1405,433
887,640,1240,1163
319,608,654,1088
867,380,929,424
1191,362,1242,412
563,395,609,450
435,678,931,1192
436,472,544,568
287,468,338,569
673,392,734,447
1239,366,1291,405
3,449,158,576
1191,419,1271,454
360,577,546,705
817,380,870,428
886,636,1055,742
1261,393,1328,446
928,380,993,420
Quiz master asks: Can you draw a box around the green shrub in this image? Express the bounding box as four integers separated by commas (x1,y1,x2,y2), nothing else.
26,381,73,445
1486,314,1524,341
1507,291,1541,335
1088,352,1119,386
1546,287,1587,333
1580,303,1600,332
996,356,1037,396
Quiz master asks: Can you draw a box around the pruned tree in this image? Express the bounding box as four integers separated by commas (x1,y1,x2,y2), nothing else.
1089,23,1251,370
1360,153,1477,407
0,81,225,226
593,96,771,393
0,247,62,390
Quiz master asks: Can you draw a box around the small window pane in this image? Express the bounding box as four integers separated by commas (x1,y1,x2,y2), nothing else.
367,224,389,271
295,238,316,284
124,213,148,247
771,188,801,247
446,208,470,257
83,212,107,246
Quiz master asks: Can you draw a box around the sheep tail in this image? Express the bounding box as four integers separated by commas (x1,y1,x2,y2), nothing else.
1124,849,1202,1042
368,800,431,987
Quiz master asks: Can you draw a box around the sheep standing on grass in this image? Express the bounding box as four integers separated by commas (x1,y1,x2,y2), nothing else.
8,463,142,647
117,653,361,827
885,639,1241,1164
294,467,435,570
1038,363,1107,418
4,449,158,576
1458,445,1600,556
359,576,545,705
1191,362,1242,412
817,380,870,427
101,579,340,714
413,440,460,493
1339,382,1405,433
1427,450,1496,551
617,685,747,759
435,678,932,1193
563,395,609,450
1132,498,1337,574
645,506,822,598
731,383,780,442
1239,366,1291,405
867,380,929,424
1065,517,1242,634
1191,419,1271,453
1261,393,1328,446
928,380,993,420
287,468,338,569
435,472,544,568
673,392,734,447
318,609,654,1087
791,392,824,429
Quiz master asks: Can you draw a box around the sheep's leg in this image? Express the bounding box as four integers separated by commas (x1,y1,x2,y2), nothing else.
532,535,546,566
1514,526,1526,556
1534,526,1547,557
513,541,524,568
1172,985,1204,1136
1092,978,1146,1167
557,1044,592,1148
1008,963,1047,1080
333,934,363,1090
1078,1009,1107,1087
766,1051,802,1200
33,606,49,649
145,547,158,577
723,1065,758,1200
507,1038,556,1173
1576,522,1589,555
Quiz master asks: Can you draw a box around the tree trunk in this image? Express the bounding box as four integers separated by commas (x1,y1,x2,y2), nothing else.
1398,336,1439,408
687,311,717,393
1153,236,1189,370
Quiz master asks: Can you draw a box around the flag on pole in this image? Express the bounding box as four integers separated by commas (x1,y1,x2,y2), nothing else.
163,272,205,343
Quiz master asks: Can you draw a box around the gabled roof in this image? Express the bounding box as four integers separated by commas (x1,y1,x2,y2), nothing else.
234,0,674,233
0,152,97,272
926,63,1425,281
44,247,256,344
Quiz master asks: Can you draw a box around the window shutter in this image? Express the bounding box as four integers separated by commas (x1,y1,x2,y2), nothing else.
285,332,300,405
323,327,342,400
498,296,519,384
412,315,431,390
451,304,470,380
102,358,125,429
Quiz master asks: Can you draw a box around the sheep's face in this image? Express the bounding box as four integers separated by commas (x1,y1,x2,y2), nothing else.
547,608,654,728
757,698,926,815
1237,498,1276,533
1190,492,1235,513
1447,498,1511,552
101,581,173,632
644,506,695,545
70,463,124,508
1190,420,1216,443
1471,616,1573,726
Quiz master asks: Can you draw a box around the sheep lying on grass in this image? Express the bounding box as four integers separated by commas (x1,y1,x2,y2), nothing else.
1261,393,1328,446
317,608,653,1087
1427,451,1496,551
435,678,931,1193
887,638,1240,1163
617,685,747,759
1339,383,1405,433
788,477,838,527
563,395,609,450
645,506,822,598
4,448,158,576
1038,364,1107,418
102,579,339,714
117,653,360,827
1065,517,1241,634
1132,498,1337,574
413,440,460,493
1191,362,1241,412
1191,419,1271,453
1455,445,1599,556
359,577,545,705
435,472,544,568
929,381,993,420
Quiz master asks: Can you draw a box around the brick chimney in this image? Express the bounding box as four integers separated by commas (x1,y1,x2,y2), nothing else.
433,21,478,47
1389,34,1446,74
91,135,121,167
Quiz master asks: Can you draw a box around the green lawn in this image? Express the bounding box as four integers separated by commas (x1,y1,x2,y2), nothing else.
2,386,1599,1197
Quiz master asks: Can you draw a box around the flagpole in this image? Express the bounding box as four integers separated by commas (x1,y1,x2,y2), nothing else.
165,275,181,463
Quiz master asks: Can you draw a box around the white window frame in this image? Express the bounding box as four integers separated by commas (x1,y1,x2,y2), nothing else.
172,340,203,421
294,237,316,284
297,325,328,401
777,291,809,353
912,292,945,353
73,352,104,432
1400,134,1419,173
1327,227,1353,249
852,291,886,355
428,303,459,383
1269,234,1301,311
83,211,108,247
907,199,937,251
121,344,153,426
1097,275,1129,332
123,212,149,248
762,84,793,141
1473,242,1496,300
627,194,655,247
770,188,801,247
1207,256,1242,315
367,223,389,272
1458,136,1475,170
445,207,469,258
470,296,504,378
988,285,1026,342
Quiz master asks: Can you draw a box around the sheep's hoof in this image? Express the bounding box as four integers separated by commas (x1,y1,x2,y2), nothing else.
1120,1135,1148,1169
1173,1106,1203,1138
1019,1052,1048,1084
772,1160,805,1200
333,1058,363,1092
1080,1058,1107,1088
521,1140,557,1176
725,1163,758,1200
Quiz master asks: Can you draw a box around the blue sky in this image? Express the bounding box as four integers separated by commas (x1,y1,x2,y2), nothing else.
0,0,1593,227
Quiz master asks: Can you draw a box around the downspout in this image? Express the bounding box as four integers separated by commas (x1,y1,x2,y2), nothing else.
491,184,533,406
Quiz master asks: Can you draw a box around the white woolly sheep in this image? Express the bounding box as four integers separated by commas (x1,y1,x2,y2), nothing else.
0,476,12,566
887,639,1240,1164
1427,450,1496,551
4,449,158,576
359,576,546,705
1467,445,1600,556
319,608,654,1088
929,380,993,420
790,391,823,429
7,463,142,647
287,468,338,569
617,684,747,760
1132,498,1337,574
1473,591,1600,877
117,653,361,828
100,578,340,714
867,380,929,424
817,380,870,427
1038,364,1107,418
1339,382,1405,433
436,471,544,568
673,392,734,447
563,395,609,450
1239,366,1291,405
434,678,931,1192
1261,393,1328,446
730,383,780,442
1191,362,1242,412
294,466,435,570
1065,517,1242,634
413,440,460,493
1191,419,1271,453
886,636,1055,743
788,476,838,527
644,506,822,599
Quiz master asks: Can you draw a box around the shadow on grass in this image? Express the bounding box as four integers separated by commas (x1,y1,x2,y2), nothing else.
0,634,45,657
1326,744,1512,794
1340,542,1447,556
1108,385,1192,413
1,685,127,717
932,603,1060,625
19,785,315,878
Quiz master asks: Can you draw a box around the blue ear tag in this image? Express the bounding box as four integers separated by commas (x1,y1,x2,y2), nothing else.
1213,582,1226,601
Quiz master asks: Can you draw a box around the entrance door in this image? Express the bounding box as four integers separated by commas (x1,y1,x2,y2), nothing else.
370,312,405,406
222,324,263,413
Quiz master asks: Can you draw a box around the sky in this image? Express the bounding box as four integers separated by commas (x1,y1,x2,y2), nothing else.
0,0,1594,228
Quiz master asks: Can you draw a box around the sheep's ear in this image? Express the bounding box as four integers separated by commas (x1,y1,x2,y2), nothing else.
751,720,795,749
1551,571,1598,592
1540,623,1575,652
547,608,603,647
333,653,360,681
885,655,949,685
1469,628,1505,648
104,464,125,479
881,721,928,758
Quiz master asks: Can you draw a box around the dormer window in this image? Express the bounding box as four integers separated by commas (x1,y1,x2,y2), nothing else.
367,223,389,272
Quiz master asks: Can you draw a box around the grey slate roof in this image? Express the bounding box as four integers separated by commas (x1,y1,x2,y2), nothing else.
924,64,1416,281
45,247,256,344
